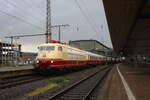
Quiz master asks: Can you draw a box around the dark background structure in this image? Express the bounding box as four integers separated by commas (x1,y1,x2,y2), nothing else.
69,40,113,56
103,0,150,55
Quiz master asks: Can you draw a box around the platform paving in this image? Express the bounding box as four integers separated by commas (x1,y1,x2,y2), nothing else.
0,65,34,72
97,63,150,100
118,64,150,100
104,66,128,100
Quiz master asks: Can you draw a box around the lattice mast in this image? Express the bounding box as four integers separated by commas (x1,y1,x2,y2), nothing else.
46,0,52,42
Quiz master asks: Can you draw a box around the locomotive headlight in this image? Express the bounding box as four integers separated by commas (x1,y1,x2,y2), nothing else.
36,60,39,63
51,60,54,63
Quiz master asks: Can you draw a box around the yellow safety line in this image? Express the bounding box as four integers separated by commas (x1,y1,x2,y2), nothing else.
27,83,58,97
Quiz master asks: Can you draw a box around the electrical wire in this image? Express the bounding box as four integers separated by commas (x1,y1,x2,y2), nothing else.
3,0,44,23
74,0,100,35
74,0,104,42
21,0,55,28
84,0,105,42
0,9,43,30
22,0,46,17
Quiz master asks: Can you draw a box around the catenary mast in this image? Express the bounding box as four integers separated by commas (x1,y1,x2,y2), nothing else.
46,0,52,42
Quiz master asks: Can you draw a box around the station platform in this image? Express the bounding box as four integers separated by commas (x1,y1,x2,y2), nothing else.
0,65,34,73
105,63,150,100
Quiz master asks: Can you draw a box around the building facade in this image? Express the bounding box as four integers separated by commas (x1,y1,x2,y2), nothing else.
69,40,112,56
0,42,21,66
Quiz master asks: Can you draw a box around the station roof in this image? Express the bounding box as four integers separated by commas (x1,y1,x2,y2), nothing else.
103,0,150,55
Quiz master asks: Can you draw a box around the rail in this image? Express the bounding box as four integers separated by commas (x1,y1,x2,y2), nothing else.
49,66,111,100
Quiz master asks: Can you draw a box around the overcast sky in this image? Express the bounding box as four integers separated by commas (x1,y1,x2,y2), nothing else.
0,0,112,52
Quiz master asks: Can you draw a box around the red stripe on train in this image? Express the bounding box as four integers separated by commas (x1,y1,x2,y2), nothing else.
36,59,105,69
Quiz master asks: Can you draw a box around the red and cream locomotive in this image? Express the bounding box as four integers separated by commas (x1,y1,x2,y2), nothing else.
36,40,108,71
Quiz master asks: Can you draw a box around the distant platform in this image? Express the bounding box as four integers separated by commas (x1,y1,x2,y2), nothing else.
0,65,34,73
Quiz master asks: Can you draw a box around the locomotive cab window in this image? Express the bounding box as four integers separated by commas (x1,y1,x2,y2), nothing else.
47,46,55,51
58,46,63,51
39,46,55,51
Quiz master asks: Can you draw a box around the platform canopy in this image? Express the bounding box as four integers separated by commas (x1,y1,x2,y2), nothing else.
103,0,150,55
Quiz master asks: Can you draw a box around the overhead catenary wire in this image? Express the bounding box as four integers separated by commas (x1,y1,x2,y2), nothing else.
21,0,56,31
73,0,100,38
81,0,105,43
0,9,43,30
81,0,102,31
1,0,105,43
96,0,107,42
23,0,55,22
96,0,112,45
3,0,44,24
21,0,47,30
22,0,46,17
5,33,46,38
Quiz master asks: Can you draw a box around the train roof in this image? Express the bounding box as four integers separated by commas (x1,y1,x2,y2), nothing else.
86,51,105,57
38,40,106,58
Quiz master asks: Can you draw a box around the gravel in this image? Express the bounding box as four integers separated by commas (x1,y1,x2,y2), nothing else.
0,66,104,100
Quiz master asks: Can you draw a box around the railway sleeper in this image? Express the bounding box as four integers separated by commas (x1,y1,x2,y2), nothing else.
63,92,87,95
62,94,86,97
60,96,85,100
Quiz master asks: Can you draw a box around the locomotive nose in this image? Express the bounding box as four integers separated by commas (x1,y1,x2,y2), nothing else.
36,59,55,68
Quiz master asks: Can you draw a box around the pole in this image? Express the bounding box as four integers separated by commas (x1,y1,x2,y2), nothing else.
10,37,13,45
51,24,69,41
58,26,61,41
46,0,52,43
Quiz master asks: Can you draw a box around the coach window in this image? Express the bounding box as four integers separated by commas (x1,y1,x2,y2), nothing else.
58,46,63,51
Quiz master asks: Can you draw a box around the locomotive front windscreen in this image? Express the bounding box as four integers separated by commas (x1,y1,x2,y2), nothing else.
38,46,55,51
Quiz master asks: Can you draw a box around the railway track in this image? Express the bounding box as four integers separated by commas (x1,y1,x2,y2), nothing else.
0,74,46,89
0,68,79,90
0,69,35,79
49,66,111,100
